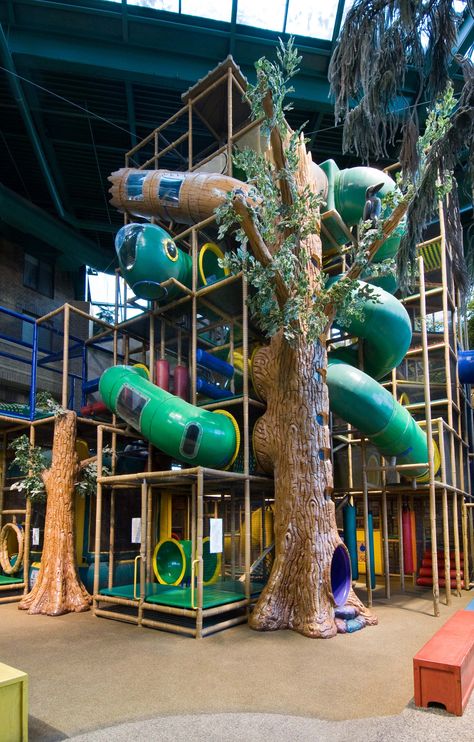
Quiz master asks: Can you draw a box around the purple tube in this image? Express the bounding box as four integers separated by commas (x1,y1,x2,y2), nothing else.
330,544,351,607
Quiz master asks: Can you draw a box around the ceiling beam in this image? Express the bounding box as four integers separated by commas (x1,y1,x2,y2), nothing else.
0,182,112,271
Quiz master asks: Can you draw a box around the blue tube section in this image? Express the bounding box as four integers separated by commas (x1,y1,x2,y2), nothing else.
196,377,232,399
458,350,474,384
343,503,359,580
196,348,234,379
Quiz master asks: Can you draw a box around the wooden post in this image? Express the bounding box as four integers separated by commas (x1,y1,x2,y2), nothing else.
108,488,115,590
381,485,390,599
361,439,373,606
93,426,104,609
452,492,462,596
419,256,440,616
138,480,147,626
196,469,204,639
397,493,405,592
438,418,451,605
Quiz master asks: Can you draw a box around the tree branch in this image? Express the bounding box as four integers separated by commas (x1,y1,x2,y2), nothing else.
323,200,408,325
345,201,408,283
232,195,289,308
262,92,293,208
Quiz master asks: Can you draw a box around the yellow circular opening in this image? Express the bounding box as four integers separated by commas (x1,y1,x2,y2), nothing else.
152,538,186,585
164,238,179,262
132,363,150,379
203,536,222,585
198,243,230,285
416,439,442,483
214,409,240,471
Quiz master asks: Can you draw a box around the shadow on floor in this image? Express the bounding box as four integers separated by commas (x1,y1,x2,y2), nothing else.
29,715,69,742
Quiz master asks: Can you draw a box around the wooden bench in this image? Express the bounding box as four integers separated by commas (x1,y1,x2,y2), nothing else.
413,610,474,716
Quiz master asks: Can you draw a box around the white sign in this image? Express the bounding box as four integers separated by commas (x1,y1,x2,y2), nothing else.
209,518,223,554
131,518,141,544
32,528,40,546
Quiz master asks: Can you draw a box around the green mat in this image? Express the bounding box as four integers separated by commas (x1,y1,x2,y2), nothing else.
100,582,257,609
0,574,23,585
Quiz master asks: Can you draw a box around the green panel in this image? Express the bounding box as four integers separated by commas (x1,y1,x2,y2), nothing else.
145,586,245,609
0,575,23,585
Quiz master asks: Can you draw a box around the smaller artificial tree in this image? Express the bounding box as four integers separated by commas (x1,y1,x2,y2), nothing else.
10,398,105,616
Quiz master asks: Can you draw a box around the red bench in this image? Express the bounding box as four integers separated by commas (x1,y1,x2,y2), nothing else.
413,610,474,716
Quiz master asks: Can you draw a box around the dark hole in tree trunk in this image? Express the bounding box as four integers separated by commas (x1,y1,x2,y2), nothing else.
331,544,351,606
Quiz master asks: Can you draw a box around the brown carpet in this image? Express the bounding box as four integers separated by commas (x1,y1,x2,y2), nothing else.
0,585,472,739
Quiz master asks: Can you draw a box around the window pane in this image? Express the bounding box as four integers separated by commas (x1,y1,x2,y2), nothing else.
181,0,233,22
24,254,39,291
237,0,287,33
38,261,54,298
117,385,150,429
125,1,180,11
286,0,340,40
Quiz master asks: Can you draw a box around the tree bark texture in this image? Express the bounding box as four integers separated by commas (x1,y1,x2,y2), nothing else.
19,411,91,615
251,336,377,636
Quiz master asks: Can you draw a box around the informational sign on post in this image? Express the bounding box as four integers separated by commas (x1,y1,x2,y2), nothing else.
209,518,223,554
131,518,141,544
32,528,40,546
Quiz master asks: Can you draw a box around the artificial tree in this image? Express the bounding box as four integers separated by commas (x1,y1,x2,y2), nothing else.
10,404,99,615
215,41,413,637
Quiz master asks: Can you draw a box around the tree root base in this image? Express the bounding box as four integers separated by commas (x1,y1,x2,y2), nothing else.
249,586,377,638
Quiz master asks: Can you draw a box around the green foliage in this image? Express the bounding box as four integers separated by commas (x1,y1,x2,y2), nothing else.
36,391,63,416
75,455,111,498
9,435,47,502
246,37,302,136
8,433,111,503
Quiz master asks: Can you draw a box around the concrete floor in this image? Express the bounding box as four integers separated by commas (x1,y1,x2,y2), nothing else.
0,585,473,741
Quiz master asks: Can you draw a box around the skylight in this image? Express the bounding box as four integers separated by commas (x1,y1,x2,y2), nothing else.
102,0,348,41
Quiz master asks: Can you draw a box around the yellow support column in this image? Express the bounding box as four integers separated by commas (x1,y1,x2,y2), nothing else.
159,493,173,540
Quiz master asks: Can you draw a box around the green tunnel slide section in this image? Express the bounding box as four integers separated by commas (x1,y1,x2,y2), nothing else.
319,158,406,264
330,281,412,381
327,359,430,481
99,366,239,469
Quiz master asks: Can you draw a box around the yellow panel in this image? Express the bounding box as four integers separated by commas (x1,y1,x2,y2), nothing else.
356,528,383,575
160,493,173,540
0,663,28,742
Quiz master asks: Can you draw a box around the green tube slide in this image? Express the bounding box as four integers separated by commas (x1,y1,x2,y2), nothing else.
327,281,437,481
99,365,239,469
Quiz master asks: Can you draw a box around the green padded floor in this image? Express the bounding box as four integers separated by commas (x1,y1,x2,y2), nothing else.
145,586,244,609
100,580,264,609
0,574,23,585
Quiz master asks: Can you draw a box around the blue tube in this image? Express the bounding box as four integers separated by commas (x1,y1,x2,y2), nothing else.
458,350,474,384
367,513,376,590
343,503,359,580
196,377,232,399
196,348,234,379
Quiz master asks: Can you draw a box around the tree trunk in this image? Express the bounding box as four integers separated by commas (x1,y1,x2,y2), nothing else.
19,411,91,615
250,333,377,637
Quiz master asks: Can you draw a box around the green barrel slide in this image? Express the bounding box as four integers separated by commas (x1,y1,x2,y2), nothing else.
99,365,240,469
327,280,438,481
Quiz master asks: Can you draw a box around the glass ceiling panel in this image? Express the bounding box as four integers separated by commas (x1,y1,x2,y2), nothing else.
125,0,179,10
181,0,233,22
236,0,287,34
286,0,341,40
